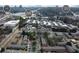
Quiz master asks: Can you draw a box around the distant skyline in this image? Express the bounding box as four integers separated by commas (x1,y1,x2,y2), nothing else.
0,0,79,6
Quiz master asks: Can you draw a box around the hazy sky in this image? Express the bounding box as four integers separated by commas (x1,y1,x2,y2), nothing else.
0,0,79,6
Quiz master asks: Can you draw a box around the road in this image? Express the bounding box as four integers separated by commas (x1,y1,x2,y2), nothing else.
0,28,19,48
0,14,11,21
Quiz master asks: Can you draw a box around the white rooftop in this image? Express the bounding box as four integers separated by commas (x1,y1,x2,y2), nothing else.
27,20,30,23
53,22,58,26
47,22,51,25
58,22,68,27
32,20,36,24
4,20,20,27
43,21,47,25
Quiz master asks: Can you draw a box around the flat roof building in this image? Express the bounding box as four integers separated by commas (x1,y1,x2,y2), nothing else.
3,20,20,28
41,46,67,52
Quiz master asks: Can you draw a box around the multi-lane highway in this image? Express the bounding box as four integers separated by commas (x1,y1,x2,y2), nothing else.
0,28,19,48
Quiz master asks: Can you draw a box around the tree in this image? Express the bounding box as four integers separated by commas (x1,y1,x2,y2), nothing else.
0,48,5,53
0,28,4,35
43,32,49,38
0,28,5,37
26,32,36,41
32,41,36,52
18,16,26,29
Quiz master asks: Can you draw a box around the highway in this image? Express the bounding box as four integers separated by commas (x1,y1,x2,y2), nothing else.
0,28,19,48
0,12,25,48
0,14,11,21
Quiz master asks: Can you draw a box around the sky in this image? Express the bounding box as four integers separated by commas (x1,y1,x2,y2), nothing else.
0,0,79,6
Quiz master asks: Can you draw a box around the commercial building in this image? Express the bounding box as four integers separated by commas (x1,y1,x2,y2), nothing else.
4,20,19,28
